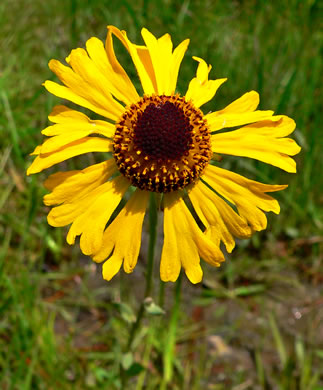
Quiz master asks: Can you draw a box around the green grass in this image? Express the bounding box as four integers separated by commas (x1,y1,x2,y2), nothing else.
1,0,322,388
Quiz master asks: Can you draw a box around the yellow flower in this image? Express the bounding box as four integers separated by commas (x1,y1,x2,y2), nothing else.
27,26,301,284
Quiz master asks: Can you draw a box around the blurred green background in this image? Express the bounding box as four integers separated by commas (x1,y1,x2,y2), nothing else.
1,0,322,389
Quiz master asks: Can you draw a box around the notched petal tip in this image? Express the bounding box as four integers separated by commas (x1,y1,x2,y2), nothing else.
185,267,203,284
160,274,180,283
102,256,123,281
123,264,135,274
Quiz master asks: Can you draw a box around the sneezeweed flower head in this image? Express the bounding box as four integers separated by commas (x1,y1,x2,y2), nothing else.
27,26,301,284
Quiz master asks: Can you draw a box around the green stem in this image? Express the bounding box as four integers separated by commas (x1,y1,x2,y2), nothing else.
127,193,157,350
161,273,182,389
145,193,158,297
159,279,165,307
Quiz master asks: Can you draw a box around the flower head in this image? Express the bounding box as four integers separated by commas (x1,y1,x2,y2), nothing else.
27,26,300,284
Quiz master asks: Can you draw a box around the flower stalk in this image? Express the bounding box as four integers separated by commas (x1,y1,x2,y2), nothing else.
161,273,182,389
127,193,158,350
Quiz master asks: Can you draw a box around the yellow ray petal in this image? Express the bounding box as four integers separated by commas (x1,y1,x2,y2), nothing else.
206,110,275,131
202,165,287,231
205,90,276,130
185,57,227,108
43,159,117,206
39,131,110,154
86,37,139,105
48,105,91,123
93,189,149,277
30,145,41,156
169,38,190,94
160,198,181,282
27,137,112,175
43,80,119,120
48,59,124,121
218,91,260,113
196,181,252,239
47,180,113,227
107,26,156,95
141,29,173,95
233,115,297,137
102,255,123,281
66,47,126,107
42,123,113,139
66,176,129,255
135,45,158,93
212,116,300,172
105,27,150,96
44,170,78,191
140,29,189,95
44,105,115,138
107,26,189,96
41,106,115,154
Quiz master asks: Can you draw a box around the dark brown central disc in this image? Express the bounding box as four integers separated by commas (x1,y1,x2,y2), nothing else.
133,101,193,161
113,94,212,193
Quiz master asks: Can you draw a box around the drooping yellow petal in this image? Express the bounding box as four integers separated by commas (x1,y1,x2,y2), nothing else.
43,159,117,206
162,194,201,283
160,198,181,282
162,193,225,284
46,59,124,121
202,165,287,231
189,183,236,252
196,181,252,239
66,176,129,255
211,116,300,172
27,137,112,175
47,180,113,227
44,170,78,191
93,189,149,278
185,57,227,108
102,256,123,281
